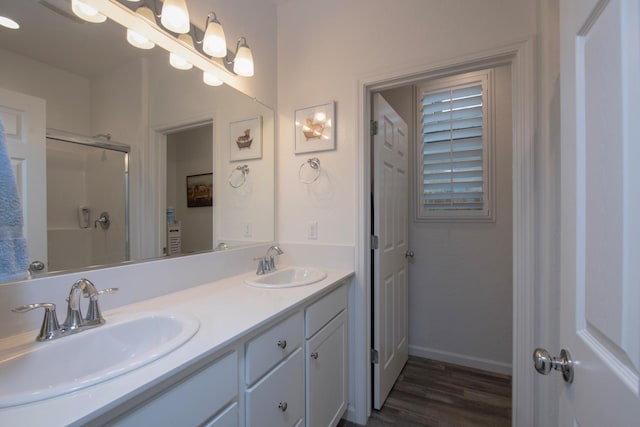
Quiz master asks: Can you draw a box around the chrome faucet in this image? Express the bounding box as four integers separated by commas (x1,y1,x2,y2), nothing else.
256,245,284,275
11,278,118,341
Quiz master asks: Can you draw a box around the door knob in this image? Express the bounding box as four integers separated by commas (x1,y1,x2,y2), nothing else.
28,260,45,273
404,250,415,260
533,348,574,383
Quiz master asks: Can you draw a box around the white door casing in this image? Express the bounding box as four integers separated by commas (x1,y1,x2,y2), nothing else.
372,93,409,409
0,87,47,271
559,0,640,424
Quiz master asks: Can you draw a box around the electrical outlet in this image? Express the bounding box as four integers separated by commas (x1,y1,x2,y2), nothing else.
307,221,318,240
243,222,252,237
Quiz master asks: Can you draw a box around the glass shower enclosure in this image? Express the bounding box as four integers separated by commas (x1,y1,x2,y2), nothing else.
45,130,129,273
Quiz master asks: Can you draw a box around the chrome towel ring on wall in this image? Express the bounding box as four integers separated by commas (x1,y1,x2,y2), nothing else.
299,157,321,184
228,164,250,188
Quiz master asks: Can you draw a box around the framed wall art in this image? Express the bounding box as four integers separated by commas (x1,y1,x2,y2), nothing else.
229,116,262,161
295,101,335,154
186,173,213,207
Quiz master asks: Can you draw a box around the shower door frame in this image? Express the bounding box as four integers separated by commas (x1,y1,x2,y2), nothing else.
46,129,131,263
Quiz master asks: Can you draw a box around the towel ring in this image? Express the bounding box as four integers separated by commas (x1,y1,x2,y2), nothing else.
228,165,250,188
299,157,321,184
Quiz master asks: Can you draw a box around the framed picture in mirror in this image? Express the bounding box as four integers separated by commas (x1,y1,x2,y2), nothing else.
295,101,335,153
230,116,262,161
186,173,214,207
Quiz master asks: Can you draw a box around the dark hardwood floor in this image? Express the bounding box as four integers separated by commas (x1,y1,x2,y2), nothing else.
339,356,512,427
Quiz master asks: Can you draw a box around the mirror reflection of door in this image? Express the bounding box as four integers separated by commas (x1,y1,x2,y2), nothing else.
165,124,213,255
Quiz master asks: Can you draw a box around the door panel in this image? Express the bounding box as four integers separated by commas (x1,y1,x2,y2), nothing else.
559,0,640,424
0,88,47,271
373,93,409,409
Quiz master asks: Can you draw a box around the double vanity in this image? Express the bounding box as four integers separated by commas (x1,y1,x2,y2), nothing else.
0,262,353,426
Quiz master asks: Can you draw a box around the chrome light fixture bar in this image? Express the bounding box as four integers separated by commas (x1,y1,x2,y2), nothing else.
79,0,254,87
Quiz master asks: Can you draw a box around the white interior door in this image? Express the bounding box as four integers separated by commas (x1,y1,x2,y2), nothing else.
0,88,47,272
558,0,640,424
372,93,409,409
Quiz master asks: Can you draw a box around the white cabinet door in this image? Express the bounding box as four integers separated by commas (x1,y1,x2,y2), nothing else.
558,0,640,425
306,309,348,427
246,349,304,427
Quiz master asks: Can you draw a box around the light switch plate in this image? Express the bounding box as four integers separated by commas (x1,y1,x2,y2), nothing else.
307,221,318,240
243,222,252,237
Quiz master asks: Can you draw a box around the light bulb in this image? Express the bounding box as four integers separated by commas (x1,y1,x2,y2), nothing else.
233,42,254,77
0,16,20,30
71,0,107,23
127,29,155,49
161,0,190,34
127,6,156,49
203,72,223,86
202,18,227,58
169,53,192,70
169,34,194,70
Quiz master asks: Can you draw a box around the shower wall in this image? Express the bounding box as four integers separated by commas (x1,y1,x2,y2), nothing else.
46,139,127,272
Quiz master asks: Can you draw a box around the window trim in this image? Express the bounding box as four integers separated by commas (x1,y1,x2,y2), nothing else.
414,69,495,222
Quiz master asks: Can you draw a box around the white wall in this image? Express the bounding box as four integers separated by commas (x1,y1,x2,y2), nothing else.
382,65,513,374
0,47,91,134
277,0,535,243
276,0,536,422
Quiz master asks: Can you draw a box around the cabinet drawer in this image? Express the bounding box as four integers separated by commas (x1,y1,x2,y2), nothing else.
246,311,303,385
246,349,304,427
112,351,238,427
305,284,347,338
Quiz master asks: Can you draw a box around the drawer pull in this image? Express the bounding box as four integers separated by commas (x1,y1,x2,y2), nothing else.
310,352,319,360
278,401,288,412
277,339,287,349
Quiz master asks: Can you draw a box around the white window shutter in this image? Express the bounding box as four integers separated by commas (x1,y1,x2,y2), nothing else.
422,84,484,210
417,70,494,222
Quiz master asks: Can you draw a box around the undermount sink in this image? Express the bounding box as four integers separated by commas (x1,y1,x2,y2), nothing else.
245,266,327,288
0,312,199,408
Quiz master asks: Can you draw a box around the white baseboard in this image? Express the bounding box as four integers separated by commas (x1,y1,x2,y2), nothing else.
409,345,512,376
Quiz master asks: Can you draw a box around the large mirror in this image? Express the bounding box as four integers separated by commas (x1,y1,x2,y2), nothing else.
0,0,275,283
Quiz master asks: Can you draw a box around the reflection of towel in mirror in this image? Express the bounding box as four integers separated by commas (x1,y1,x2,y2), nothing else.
0,119,29,281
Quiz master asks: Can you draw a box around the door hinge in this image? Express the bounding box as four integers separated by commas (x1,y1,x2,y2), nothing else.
370,120,378,136
371,235,379,250
371,349,379,364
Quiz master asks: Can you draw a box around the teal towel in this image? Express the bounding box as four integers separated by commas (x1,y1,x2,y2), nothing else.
0,119,29,281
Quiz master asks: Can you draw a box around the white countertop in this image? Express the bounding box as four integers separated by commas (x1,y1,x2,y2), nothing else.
0,267,354,426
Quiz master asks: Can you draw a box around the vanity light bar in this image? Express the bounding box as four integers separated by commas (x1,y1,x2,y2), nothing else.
81,0,235,87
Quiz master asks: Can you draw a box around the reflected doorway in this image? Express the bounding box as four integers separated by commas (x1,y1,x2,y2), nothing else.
165,123,213,255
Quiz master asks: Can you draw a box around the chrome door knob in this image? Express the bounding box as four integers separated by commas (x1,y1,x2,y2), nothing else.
278,402,288,412
277,340,287,349
404,250,415,259
533,348,574,383
28,260,45,273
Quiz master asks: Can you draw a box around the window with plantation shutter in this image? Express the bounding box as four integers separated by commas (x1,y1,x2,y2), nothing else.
416,70,494,221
